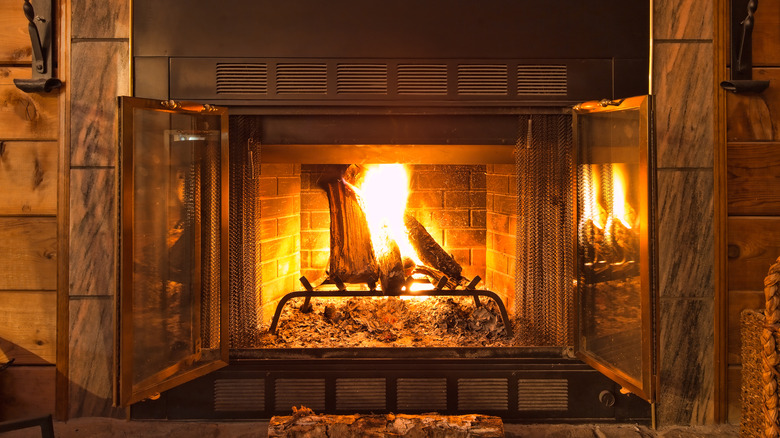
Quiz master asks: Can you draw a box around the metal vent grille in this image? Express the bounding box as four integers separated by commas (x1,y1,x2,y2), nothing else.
216,63,268,94
336,378,386,411
397,64,447,95
276,63,327,94
275,379,326,411
336,63,387,94
457,378,508,410
517,379,569,411
397,378,447,410
457,64,507,95
214,378,265,412
517,65,567,96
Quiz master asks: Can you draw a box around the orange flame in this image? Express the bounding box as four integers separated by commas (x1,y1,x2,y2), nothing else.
611,164,632,230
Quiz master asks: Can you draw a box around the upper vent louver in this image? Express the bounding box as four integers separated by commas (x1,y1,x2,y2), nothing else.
336,63,388,94
397,64,447,95
276,63,327,94
457,64,508,96
517,65,567,96
216,63,268,94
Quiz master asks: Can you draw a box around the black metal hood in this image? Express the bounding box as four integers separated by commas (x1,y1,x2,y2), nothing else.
133,0,649,109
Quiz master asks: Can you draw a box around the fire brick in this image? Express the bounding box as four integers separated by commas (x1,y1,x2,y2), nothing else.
487,212,510,234
486,174,510,194
431,210,470,228
261,163,296,176
471,210,487,228
258,177,277,197
301,192,329,211
277,215,301,237
491,194,517,216
260,218,277,240
407,191,443,209
278,176,302,195
301,230,329,251
261,197,297,218
444,229,486,248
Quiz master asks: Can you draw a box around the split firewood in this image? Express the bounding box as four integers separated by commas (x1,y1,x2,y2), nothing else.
375,227,406,295
404,213,464,283
321,174,379,284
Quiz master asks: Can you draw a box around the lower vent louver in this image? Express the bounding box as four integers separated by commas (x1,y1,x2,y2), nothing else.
396,378,447,411
457,378,508,410
214,379,265,412
336,378,386,411
275,379,326,411
517,379,569,411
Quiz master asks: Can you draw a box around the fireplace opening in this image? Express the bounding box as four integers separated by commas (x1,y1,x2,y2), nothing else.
226,113,576,352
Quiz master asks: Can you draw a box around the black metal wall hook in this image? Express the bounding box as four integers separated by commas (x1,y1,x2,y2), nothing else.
13,0,62,93
721,0,770,93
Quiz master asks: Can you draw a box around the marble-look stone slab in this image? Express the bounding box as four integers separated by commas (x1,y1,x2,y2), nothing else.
69,168,115,296
653,0,713,40
69,297,125,418
657,169,714,299
71,0,130,39
658,298,714,425
70,41,129,167
653,42,714,169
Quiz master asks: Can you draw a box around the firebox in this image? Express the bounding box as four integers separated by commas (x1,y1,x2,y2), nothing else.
118,0,653,423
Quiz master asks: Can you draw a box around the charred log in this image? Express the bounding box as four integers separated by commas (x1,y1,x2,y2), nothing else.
404,213,463,283
375,228,405,295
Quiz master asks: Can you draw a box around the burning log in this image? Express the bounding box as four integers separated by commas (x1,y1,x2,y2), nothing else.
322,175,379,284
404,213,464,283
375,227,406,295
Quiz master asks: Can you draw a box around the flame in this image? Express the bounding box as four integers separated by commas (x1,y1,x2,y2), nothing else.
611,164,632,229
354,164,422,265
581,165,603,229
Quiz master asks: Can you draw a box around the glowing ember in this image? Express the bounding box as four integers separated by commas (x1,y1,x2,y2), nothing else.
352,164,422,265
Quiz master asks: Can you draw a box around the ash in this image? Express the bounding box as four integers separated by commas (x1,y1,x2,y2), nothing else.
256,296,511,348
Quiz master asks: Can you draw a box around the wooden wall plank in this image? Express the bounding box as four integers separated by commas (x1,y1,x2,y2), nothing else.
726,68,780,142
727,142,780,215
727,366,742,424
0,365,55,420
727,217,780,291
0,217,57,290
752,0,780,67
0,291,56,364
727,290,764,365
0,78,59,140
0,2,33,64
0,141,58,215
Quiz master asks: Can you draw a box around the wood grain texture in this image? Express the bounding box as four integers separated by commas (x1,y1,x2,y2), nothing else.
69,168,115,296
0,141,57,215
752,0,780,66
727,290,763,365
69,297,124,418
0,365,55,420
0,217,57,290
726,68,780,142
657,169,714,298
727,216,780,291
726,142,780,215
0,1,33,63
0,290,56,364
653,0,713,40
71,0,130,39
0,78,59,140
727,366,741,424
70,40,129,166
653,42,714,169
658,298,715,425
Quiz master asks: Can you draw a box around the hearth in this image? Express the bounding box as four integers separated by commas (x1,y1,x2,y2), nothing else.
118,0,654,423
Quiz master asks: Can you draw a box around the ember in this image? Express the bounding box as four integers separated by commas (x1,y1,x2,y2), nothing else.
257,296,512,348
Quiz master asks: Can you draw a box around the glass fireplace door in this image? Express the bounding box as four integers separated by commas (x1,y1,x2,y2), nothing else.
573,95,655,402
117,97,229,406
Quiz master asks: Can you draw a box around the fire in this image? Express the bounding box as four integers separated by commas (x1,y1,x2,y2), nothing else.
353,164,421,265
610,164,632,230
581,166,604,230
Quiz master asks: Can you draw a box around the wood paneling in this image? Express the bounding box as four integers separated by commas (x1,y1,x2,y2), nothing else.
71,0,130,39
653,43,714,168
727,142,780,215
0,2,32,64
752,0,780,66
727,217,780,291
726,68,780,142
0,141,58,215
70,41,128,166
658,298,715,424
727,366,742,424
727,290,764,364
657,169,714,298
0,366,55,420
69,168,116,296
0,290,56,364
0,217,57,290
653,0,713,40
0,83,59,140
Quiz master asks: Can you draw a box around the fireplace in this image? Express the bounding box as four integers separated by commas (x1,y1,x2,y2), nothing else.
119,0,653,423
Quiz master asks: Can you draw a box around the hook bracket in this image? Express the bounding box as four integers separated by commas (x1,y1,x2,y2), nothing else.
721,0,769,93
13,0,62,93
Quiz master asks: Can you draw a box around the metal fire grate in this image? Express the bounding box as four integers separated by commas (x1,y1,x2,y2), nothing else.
514,114,575,346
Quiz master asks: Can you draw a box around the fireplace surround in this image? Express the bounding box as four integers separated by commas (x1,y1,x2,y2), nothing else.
117,0,654,423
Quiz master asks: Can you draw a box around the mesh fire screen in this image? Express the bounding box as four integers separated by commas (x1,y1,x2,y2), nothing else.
227,114,574,348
